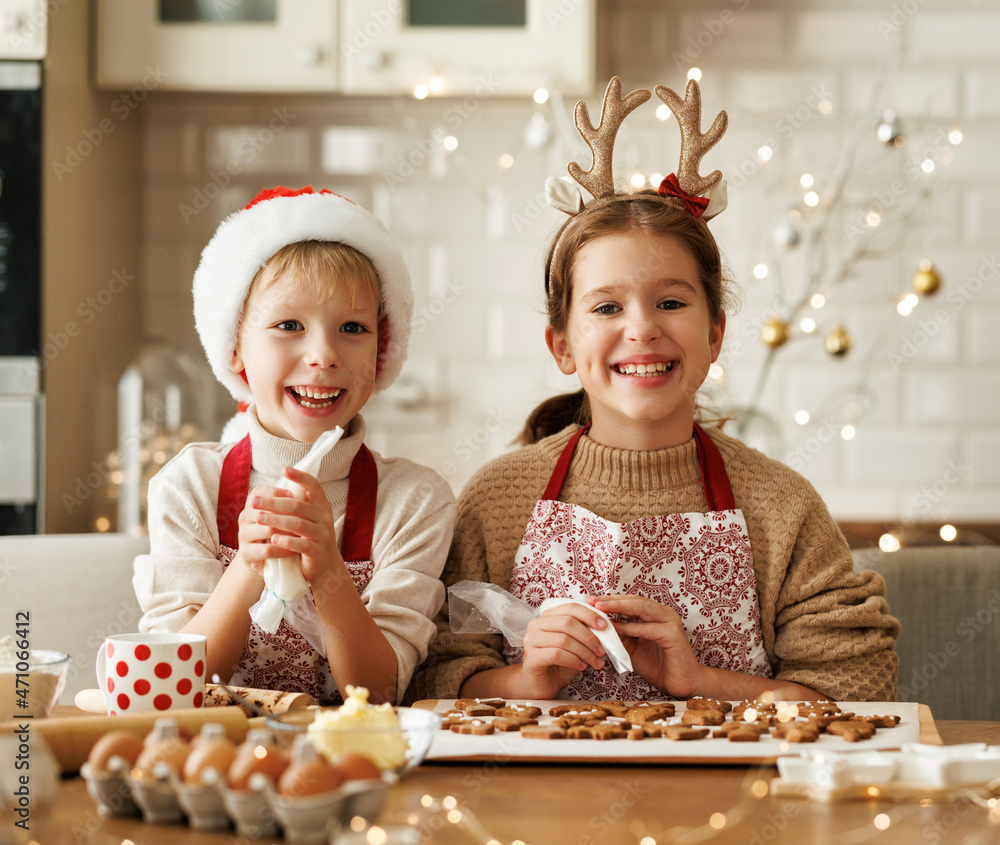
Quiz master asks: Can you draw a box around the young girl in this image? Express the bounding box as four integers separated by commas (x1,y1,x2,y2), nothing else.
134,186,456,705
410,79,898,704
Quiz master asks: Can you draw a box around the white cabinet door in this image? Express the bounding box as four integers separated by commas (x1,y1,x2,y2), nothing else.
95,0,337,92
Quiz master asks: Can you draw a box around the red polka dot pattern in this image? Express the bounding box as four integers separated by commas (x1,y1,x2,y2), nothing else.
154,694,172,711
107,643,115,658
117,693,130,710
134,679,150,695
176,678,192,695
135,644,151,660
178,644,192,660
154,662,172,679
115,661,129,677
193,692,204,708
194,660,204,677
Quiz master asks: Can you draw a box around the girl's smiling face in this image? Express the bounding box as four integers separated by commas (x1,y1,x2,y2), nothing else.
546,229,725,450
231,268,380,443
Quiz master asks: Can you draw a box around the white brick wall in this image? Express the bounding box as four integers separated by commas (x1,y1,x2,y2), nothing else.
135,0,1000,521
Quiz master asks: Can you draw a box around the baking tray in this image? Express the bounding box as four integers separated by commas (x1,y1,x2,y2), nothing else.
413,700,938,766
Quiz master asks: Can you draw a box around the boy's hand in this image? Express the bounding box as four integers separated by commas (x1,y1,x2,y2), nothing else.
235,485,294,575
518,601,608,699
591,595,705,699
251,466,345,583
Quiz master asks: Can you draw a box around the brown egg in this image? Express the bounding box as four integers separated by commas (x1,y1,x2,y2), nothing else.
183,733,238,784
227,737,290,791
86,729,146,773
332,752,382,782
278,756,346,797
135,735,191,777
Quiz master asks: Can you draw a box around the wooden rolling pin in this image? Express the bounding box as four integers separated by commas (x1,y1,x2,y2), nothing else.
0,707,265,775
203,683,317,715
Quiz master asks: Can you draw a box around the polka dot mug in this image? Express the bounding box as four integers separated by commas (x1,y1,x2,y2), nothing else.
96,633,207,715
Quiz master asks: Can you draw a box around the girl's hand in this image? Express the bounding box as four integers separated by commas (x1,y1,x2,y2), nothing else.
251,466,343,582
591,595,705,699
519,601,608,699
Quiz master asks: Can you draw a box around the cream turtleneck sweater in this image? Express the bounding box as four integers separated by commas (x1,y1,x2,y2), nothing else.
134,410,456,702
408,424,899,703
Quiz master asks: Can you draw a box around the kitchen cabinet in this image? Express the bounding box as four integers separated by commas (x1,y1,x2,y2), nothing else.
95,0,594,95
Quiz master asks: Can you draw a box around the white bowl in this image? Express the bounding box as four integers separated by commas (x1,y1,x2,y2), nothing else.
266,706,441,776
0,649,70,717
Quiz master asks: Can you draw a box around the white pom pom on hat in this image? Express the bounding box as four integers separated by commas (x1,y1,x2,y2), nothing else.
193,186,413,403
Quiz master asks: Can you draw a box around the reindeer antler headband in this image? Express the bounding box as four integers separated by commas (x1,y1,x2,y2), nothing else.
545,76,729,221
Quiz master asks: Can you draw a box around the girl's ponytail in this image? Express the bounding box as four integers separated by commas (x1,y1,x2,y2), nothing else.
518,390,590,445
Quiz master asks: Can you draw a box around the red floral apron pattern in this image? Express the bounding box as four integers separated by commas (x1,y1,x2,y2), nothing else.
506,425,772,701
216,435,378,705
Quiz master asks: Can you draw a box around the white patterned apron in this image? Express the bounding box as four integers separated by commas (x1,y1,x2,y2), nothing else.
506,424,772,700
216,435,377,705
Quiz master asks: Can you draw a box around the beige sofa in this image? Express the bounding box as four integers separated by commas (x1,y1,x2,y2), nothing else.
0,533,149,702
2,533,998,719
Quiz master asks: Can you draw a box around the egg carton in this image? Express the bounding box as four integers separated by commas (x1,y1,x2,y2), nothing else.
81,758,390,842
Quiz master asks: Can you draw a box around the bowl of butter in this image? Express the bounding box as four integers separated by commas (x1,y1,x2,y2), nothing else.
266,685,440,776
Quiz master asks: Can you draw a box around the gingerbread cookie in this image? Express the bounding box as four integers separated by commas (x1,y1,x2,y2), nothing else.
663,726,710,741
495,704,543,719
686,696,732,714
681,708,726,727
450,719,495,735
492,716,538,732
520,725,567,740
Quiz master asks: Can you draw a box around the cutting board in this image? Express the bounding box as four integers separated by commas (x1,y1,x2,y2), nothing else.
414,700,938,766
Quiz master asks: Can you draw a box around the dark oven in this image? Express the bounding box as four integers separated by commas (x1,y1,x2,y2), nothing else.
0,59,42,534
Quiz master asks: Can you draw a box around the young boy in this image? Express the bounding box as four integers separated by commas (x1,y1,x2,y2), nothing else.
134,186,456,705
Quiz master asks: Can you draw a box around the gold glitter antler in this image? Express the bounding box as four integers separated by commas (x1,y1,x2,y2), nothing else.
654,79,729,196
569,76,651,200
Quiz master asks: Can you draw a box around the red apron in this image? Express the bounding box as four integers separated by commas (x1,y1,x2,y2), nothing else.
216,435,377,704
506,424,772,700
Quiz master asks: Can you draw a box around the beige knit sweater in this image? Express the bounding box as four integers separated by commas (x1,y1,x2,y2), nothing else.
408,424,899,703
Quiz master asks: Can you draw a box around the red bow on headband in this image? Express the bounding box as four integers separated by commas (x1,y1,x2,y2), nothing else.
657,173,709,218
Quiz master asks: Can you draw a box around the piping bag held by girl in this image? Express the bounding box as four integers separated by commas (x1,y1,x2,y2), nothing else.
249,426,344,639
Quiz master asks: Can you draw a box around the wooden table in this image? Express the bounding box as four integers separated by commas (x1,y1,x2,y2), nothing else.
16,721,1000,845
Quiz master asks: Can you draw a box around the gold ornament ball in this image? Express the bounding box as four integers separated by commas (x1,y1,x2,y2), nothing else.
761,316,791,349
912,260,941,295
824,325,853,357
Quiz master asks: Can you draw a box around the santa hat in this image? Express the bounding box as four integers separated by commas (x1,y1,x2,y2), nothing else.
193,186,412,404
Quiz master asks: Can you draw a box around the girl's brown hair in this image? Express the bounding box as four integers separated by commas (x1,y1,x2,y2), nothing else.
519,195,734,445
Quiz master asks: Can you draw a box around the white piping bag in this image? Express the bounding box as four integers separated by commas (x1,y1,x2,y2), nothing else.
249,426,344,638
448,581,633,675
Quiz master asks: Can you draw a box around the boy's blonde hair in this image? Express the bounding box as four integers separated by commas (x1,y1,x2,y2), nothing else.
245,240,383,317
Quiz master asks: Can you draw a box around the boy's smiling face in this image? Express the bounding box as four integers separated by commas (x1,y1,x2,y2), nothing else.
231,267,380,443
